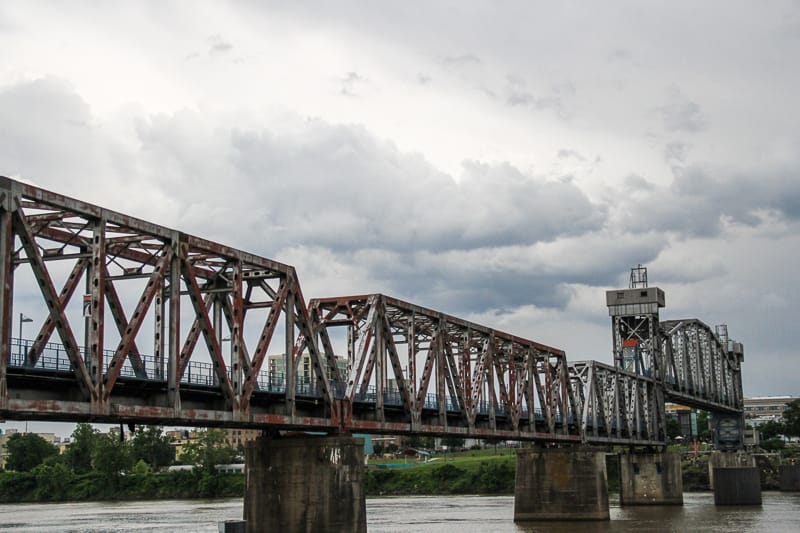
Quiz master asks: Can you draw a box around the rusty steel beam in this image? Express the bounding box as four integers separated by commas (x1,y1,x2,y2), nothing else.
13,203,96,401
103,252,171,398
0,192,13,410
24,258,87,367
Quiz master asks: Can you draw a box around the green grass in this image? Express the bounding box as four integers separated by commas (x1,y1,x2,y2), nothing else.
366,451,517,496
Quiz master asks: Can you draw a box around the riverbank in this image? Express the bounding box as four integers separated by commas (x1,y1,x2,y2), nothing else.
0,468,243,503
0,447,791,502
365,449,789,496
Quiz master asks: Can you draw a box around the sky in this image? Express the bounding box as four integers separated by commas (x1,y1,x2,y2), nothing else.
1,1,799,434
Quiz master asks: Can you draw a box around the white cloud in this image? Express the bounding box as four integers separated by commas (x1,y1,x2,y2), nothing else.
1,1,799,401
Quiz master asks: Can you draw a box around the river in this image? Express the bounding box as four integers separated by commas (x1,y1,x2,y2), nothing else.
0,492,798,532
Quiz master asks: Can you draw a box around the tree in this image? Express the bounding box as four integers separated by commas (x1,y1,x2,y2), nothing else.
32,460,74,500
92,433,134,479
4,433,58,472
783,399,800,439
759,419,785,441
131,425,175,470
761,438,786,452
64,423,99,474
180,429,238,471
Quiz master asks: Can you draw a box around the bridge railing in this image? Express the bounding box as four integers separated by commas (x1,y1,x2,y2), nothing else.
9,337,328,395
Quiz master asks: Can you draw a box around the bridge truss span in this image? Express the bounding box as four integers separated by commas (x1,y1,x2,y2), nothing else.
310,294,578,442
0,177,745,447
0,176,337,429
660,319,743,413
568,360,664,446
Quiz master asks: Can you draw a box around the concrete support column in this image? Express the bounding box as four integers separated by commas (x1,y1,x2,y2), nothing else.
708,451,755,490
244,435,366,533
713,467,761,505
779,464,800,491
619,452,683,505
514,448,609,521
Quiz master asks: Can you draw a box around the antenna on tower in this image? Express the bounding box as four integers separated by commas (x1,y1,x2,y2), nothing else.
629,264,648,289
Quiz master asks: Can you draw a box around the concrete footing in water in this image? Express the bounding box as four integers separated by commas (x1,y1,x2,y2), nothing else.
779,464,800,491
618,452,683,505
514,448,609,521
217,521,246,533
244,435,366,533
708,451,755,490
713,467,762,505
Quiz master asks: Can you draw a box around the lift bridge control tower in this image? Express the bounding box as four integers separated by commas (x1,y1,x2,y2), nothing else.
606,264,665,379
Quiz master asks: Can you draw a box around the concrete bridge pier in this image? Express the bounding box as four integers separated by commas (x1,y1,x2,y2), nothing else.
618,451,683,505
514,447,609,521
709,451,761,505
779,463,800,491
244,435,366,533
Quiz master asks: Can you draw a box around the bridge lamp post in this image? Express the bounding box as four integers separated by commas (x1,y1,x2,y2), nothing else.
18,313,33,360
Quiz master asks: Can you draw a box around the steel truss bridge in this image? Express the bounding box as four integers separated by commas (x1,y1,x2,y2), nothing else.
0,177,743,446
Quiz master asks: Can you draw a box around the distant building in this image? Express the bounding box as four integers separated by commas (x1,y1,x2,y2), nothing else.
267,353,313,383
267,353,349,384
224,428,261,450
0,429,19,467
165,428,261,458
0,429,62,468
744,396,798,422
165,429,200,459
664,403,697,440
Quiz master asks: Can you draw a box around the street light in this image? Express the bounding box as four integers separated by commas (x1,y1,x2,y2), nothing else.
18,313,33,360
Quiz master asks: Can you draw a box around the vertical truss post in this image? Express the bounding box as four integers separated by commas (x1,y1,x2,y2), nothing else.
285,289,296,417
0,193,12,408
167,240,181,411
231,262,244,418
154,279,165,380
407,313,417,413
213,294,223,388
88,218,106,410
436,318,447,427
374,302,385,422
525,351,535,433
487,332,496,431
462,332,473,429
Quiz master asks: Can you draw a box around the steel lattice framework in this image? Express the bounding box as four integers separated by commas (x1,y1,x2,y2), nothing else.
661,319,743,413
0,177,743,445
568,361,663,445
309,294,577,442
0,176,337,430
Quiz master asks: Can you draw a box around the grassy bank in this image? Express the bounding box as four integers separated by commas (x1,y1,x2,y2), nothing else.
2,446,794,503
367,453,516,496
0,468,244,503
